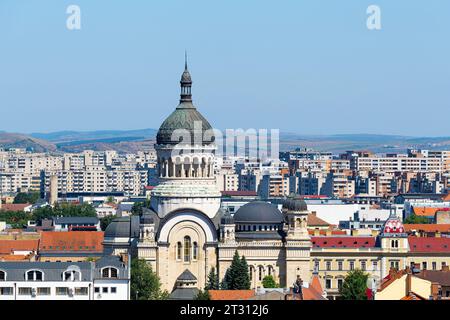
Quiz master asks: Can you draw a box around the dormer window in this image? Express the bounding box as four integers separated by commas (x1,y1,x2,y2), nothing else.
26,270,43,281
63,270,80,281
101,267,118,278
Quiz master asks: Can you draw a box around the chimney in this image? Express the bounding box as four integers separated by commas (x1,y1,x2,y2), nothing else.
430,283,440,300
314,229,320,236
312,211,317,216
442,265,449,272
406,273,412,297
326,229,332,236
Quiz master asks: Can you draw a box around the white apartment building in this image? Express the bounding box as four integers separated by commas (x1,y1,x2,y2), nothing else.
0,256,130,301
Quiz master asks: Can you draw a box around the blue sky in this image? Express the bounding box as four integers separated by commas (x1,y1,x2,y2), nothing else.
0,0,449,136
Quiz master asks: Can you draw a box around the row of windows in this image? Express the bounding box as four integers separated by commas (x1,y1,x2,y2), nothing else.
249,266,275,281
176,236,198,262
94,286,117,294
237,225,282,232
0,287,89,296
315,260,377,272
0,267,118,282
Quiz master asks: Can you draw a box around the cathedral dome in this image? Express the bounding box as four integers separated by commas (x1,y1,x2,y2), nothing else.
156,60,214,146
282,196,308,212
233,201,284,223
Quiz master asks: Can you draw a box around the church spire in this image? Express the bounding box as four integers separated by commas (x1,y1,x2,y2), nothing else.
180,52,192,103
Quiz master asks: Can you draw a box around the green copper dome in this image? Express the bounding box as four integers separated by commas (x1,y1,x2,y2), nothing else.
156,62,215,145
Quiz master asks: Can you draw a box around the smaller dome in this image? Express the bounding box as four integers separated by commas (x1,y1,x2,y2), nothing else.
283,196,308,212
382,215,405,234
234,201,284,223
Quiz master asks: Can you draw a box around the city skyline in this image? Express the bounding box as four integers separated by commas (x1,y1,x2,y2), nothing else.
1,1,449,135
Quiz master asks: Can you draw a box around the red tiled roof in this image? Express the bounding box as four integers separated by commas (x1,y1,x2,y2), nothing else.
221,191,258,197
39,231,104,252
413,207,449,217
0,239,39,254
307,214,330,227
404,224,450,233
308,230,347,236
0,203,31,212
311,236,376,248
209,290,255,300
408,236,450,253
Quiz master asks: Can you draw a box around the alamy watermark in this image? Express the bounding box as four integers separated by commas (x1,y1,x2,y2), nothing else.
66,5,81,30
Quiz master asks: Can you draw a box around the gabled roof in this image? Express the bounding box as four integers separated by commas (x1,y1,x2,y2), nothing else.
39,231,104,252
177,269,197,281
307,214,330,227
0,203,31,212
311,236,376,248
408,236,450,253
209,290,255,300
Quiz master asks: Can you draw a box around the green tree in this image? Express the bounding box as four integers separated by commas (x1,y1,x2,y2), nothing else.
131,199,151,215
131,258,168,300
262,275,278,288
32,202,97,224
205,267,220,290
195,290,210,300
13,192,40,204
404,214,430,224
221,251,251,290
100,215,117,231
339,269,369,300
0,211,31,229
106,196,115,203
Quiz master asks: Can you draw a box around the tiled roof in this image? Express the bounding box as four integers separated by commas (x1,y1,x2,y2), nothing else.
0,203,31,212
408,236,450,253
308,230,347,236
0,239,39,254
416,269,450,286
404,224,450,233
413,207,449,217
311,236,376,248
209,290,255,300
39,231,104,252
307,214,330,227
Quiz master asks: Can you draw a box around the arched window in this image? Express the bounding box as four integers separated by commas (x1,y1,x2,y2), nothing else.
268,266,273,276
0,270,5,281
63,270,80,281
101,267,118,278
258,266,264,281
26,270,43,281
253,225,256,231
176,242,182,260
193,242,198,260
184,236,191,262
249,266,254,281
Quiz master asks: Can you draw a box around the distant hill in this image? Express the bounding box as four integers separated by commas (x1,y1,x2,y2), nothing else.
0,133,57,152
1,130,450,154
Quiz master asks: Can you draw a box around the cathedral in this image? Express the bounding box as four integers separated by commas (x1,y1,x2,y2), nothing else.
103,62,312,293
103,62,449,299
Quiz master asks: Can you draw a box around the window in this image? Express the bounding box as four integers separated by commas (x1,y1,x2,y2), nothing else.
258,266,264,281
26,270,43,281
326,261,331,271
390,261,399,270
75,287,88,296
314,260,320,271
102,267,118,278
94,287,100,293
111,287,117,294
18,287,32,295
442,262,446,269
325,279,332,289
0,271,5,281
249,266,254,281
349,261,355,271
63,270,80,281
184,236,191,263
193,242,198,260
102,287,108,293
361,261,366,271
422,262,427,270
176,242,182,260
372,261,378,271
337,279,343,290
432,262,437,270
338,261,343,271
0,287,13,295
37,287,51,296
56,287,68,296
